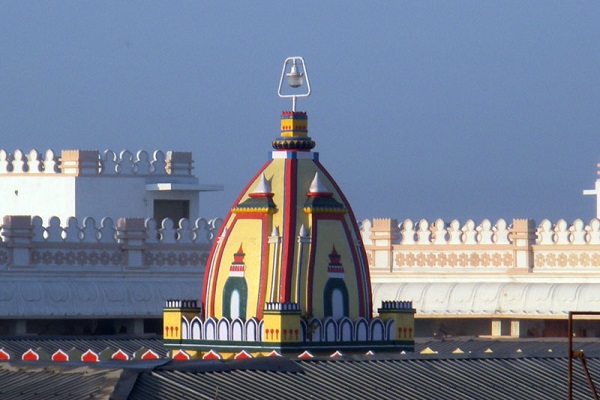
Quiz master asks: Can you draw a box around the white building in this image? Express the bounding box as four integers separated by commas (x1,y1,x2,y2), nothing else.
0,149,223,225
0,148,222,336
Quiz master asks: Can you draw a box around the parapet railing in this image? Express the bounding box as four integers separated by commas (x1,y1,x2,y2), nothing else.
0,215,220,269
362,218,600,271
0,149,194,176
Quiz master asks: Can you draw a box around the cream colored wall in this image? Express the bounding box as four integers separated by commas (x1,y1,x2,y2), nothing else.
364,217,600,321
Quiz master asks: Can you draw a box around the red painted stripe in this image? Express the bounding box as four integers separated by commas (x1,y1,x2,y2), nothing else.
279,158,297,302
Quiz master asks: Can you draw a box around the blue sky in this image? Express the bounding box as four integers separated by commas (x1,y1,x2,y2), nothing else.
1,2,599,224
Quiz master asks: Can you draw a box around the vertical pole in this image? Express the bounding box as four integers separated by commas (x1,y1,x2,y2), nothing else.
568,312,573,400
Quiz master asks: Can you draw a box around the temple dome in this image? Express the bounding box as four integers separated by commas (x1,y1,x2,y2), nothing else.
202,111,372,321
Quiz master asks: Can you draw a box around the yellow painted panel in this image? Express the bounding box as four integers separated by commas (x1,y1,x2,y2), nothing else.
310,219,361,320
213,218,264,319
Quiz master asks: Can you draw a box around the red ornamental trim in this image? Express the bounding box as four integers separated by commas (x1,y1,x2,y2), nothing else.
22,349,39,361
330,350,343,358
112,349,129,361
202,350,222,360
266,350,282,357
297,350,314,359
52,350,69,362
234,350,252,360
82,350,99,362
0,349,10,361
172,350,191,361
141,350,160,360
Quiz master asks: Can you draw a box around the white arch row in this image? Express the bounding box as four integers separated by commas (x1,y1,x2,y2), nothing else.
180,316,398,343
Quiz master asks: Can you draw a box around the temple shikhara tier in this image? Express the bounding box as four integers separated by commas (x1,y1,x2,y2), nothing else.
163,57,415,359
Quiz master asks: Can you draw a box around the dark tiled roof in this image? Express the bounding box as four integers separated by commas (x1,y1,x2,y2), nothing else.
0,363,124,399
127,355,600,400
1,337,600,399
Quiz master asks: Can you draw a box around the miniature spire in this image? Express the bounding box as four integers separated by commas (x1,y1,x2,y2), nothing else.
298,224,308,238
309,172,330,194
271,226,280,237
253,173,272,194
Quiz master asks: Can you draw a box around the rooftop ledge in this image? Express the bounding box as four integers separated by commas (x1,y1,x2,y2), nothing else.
145,183,224,192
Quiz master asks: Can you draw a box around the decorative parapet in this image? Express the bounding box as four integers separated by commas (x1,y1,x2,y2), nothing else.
0,215,220,270
0,149,59,174
0,149,194,177
364,218,515,271
363,217,600,273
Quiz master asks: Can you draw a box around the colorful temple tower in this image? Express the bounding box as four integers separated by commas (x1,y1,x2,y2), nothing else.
164,58,414,359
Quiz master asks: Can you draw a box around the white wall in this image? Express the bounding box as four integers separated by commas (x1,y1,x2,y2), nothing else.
0,175,76,224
